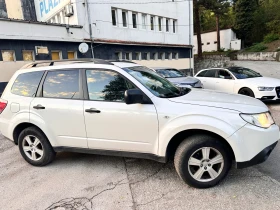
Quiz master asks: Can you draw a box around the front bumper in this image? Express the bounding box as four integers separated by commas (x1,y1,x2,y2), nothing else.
236,141,278,169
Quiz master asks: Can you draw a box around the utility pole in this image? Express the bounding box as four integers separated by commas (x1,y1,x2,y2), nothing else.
85,0,94,58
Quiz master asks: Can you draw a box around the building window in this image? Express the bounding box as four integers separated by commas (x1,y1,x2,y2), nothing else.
168,52,172,60
214,41,217,44
142,14,147,29
51,51,62,60
175,52,179,60
160,52,165,60
158,17,162,31
207,42,210,45
152,52,158,60
22,50,34,61
2,50,15,61
151,16,154,30
135,52,141,60
142,52,150,60
68,51,77,59
111,9,117,26
173,20,177,33
201,43,204,46
115,52,122,60
166,19,169,32
122,11,128,27
125,52,132,60
132,13,137,28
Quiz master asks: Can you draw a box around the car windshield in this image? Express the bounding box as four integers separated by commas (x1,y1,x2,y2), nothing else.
228,67,262,79
156,68,185,78
123,66,190,98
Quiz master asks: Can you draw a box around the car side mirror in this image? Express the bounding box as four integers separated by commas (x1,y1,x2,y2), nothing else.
125,89,144,105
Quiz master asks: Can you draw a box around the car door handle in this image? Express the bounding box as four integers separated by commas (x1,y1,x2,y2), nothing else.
33,104,45,110
85,108,101,113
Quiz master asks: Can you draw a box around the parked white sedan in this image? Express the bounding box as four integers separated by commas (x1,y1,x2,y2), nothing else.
195,67,280,101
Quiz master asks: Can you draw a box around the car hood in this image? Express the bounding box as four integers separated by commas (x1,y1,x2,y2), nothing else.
244,77,280,86
168,89,268,113
167,77,199,84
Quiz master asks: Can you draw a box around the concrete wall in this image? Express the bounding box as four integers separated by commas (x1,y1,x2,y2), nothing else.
0,19,84,42
194,55,233,73
237,52,277,61
0,0,7,18
193,29,241,54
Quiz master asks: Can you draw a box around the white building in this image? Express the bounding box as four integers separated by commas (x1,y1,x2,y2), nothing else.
193,28,241,54
0,0,194,86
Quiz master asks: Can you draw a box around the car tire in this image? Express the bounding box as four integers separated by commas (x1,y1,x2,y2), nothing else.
174,135,232,188
238,87,255,98
18,126,56,166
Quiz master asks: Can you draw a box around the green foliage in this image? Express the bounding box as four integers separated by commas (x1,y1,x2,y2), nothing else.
263,33,280,44
245,43,267,52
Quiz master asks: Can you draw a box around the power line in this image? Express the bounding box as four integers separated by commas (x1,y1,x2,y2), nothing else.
71,0,191,5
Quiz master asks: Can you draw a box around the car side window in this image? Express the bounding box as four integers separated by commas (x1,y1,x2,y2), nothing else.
86,69,136,102
218,70,232,79
42,70,80,99
203,70,217,78
11,71,44,97
196,71,207,77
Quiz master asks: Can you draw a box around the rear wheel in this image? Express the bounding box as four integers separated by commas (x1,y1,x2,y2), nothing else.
238,87,255,98
174,135,232,188
18,127,56,166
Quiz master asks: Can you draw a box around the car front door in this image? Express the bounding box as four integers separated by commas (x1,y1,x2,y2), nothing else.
197,69,218,90
83,69,158,154
30,69,88,148
215,69,235,93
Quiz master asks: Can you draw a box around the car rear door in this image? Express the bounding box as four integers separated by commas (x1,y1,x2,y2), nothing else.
196,69,218,90
30,69,87,148
83,69,158,154
215,69,236,93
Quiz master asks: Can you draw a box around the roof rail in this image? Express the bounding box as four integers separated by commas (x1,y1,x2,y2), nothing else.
107,59,137,64
20,59,113,69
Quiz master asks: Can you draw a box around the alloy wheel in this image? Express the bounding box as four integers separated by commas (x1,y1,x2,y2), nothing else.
22,135,44,161
188,147,224,182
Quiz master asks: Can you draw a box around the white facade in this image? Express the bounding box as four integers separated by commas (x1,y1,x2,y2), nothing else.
193,29,241,54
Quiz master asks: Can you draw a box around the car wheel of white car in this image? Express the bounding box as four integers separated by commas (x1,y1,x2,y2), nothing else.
18,127,56,166
238,87,255,98
174,134,232,188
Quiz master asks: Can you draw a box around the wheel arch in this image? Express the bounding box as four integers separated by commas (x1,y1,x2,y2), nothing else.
165,129,235,162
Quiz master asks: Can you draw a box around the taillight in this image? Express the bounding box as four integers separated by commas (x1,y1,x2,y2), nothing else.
0,99,7,114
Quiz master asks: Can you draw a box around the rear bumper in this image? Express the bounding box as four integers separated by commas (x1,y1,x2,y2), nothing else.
236,141,278,169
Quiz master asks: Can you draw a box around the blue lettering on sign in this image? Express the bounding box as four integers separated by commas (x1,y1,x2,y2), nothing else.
48,0,54,11
39,0,66,18
40,2,44,17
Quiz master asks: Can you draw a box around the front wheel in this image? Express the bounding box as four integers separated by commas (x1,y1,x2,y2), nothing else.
238,87,255,98
18,127,56,166
174,135,232,188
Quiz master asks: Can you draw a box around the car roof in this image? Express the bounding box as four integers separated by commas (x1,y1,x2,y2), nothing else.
111,62,142,68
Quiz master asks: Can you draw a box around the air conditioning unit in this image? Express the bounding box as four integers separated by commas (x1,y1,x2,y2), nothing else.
65,5,74,17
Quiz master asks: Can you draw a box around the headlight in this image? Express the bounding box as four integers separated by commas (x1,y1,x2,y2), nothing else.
258,87,274,91
240,112,275,128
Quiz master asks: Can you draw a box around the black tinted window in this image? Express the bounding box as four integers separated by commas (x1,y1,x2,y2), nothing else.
196,71,206,77
204,70,217,78
11,71,44,97
86,70,136,102
43,70,80,99
218,70,232,79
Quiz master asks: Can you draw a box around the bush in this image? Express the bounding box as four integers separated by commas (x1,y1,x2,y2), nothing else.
245,43,268,52
263,33,280,43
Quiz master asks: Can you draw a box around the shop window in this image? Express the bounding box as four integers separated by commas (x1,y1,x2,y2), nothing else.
2,50,15,61
22,50,34,61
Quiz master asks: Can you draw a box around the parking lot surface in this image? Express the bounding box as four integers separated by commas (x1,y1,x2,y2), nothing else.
1,61,280,210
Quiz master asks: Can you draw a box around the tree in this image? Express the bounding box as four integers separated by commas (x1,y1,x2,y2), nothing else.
193,0,203,58
233,0,258,47
202,0,231,51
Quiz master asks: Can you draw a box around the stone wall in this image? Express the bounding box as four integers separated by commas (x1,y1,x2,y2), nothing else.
237,52,279,61
194,55,233,75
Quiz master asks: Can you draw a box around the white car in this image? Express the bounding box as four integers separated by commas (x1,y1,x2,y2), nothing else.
151,67,203,88
195,67,280,101
0,60,278,189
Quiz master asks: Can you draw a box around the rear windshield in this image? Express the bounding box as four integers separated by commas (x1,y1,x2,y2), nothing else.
11,71,44,97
